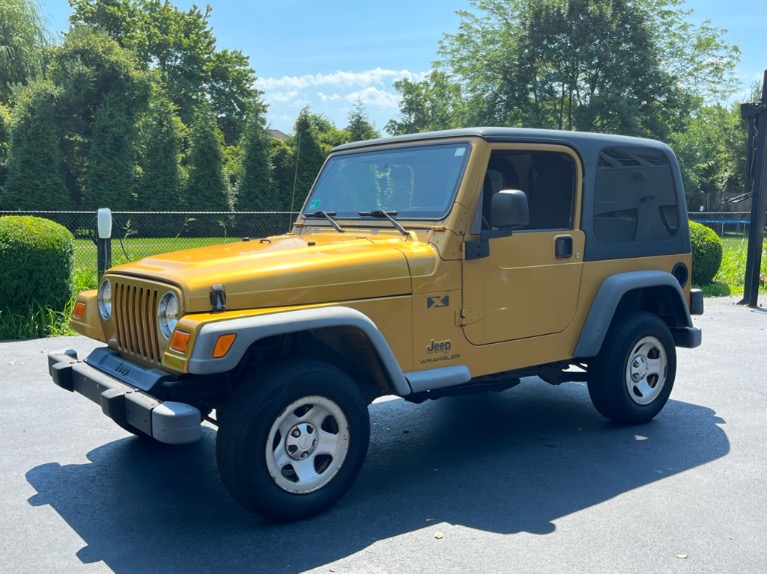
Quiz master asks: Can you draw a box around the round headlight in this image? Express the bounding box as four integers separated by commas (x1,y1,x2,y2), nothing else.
97,278,112,320
158,292,180,339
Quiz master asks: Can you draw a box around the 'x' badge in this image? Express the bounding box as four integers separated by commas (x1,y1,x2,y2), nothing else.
427,295,450,309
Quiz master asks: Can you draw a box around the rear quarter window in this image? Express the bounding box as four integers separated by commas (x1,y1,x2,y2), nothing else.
594,146,679,243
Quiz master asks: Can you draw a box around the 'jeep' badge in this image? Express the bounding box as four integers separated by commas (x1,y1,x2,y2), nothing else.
426,339,452,354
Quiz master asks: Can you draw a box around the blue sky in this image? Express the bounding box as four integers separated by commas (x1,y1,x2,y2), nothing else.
39,0,766,134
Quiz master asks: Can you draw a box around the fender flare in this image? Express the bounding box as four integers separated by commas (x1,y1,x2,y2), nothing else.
573,270,693,359
187,306,413,396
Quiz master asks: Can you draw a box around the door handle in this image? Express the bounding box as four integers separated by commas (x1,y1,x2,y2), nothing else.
555,235,573,259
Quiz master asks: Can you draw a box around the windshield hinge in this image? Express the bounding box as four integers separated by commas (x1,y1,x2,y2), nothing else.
455,308,482,326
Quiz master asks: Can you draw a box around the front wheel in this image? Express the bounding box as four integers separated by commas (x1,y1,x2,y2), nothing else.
588,312,676,424
216,360,370,522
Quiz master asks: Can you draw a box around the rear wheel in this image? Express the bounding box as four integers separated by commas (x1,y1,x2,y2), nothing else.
216,360,370,522
588,312,676,424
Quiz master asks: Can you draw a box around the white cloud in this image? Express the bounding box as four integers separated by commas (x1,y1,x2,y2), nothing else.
268,90,300,103
317,92,342,102
257,67,427,91
258,67,429,132
345,87,401,109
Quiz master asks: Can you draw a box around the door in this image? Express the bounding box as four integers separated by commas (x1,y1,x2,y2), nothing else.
461,146,584,345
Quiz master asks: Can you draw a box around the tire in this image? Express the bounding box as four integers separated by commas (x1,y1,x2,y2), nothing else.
588,312,676,424
216,360,370,522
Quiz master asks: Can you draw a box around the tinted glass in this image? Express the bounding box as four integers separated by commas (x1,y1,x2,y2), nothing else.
594,146,678,242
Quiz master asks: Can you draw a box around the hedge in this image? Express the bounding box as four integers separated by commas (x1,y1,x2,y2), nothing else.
0,216,74,311
689,220,723,285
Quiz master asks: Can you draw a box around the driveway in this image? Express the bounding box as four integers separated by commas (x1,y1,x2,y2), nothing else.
1,296,765,573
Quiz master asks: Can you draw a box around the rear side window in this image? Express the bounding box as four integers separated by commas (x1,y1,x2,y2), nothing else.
594,146,678,242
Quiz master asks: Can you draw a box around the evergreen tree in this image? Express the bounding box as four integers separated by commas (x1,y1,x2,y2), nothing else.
237,109,274,211
289,107,326,210
2,82,69,210
270,138,295,211
136,94,185,210
82,94,137,210
186,108,230,211
50,26,150,207
0,103,10,190
345,99,379,142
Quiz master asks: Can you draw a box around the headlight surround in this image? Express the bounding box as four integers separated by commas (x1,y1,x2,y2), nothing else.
97,278,112,320
158,291,180,339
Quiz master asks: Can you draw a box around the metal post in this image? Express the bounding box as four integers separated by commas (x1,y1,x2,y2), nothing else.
739,71,767,308
97,208,112,278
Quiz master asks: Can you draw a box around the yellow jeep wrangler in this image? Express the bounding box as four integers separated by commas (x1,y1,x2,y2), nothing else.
49,128,703,521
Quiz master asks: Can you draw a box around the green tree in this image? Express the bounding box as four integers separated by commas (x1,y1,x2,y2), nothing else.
49,26,150,206
270,138,295,211
385,70,464,135
185,107,230,211
135,93,185,210
0,103,10,189
81,94,137,209
206,48,261,145
237,109,274,211
70,0,262,145
0,0,49,103
345,99,379,142
288,107,327,210
671,104,747,210
428,0,738,138
2,82,70,210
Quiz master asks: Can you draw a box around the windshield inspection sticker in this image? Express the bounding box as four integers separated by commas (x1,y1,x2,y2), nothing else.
309,199,321,209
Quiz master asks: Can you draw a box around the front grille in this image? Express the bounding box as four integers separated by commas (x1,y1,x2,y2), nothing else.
113,281,162,365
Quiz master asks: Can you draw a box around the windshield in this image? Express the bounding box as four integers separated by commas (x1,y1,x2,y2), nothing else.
304,141,471,220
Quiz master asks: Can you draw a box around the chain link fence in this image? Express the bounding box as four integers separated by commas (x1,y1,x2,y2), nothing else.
688,212,752,238
0,210,299,273
1,209,754,276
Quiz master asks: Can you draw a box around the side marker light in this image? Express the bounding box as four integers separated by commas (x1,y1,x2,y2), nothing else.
213,334,236,358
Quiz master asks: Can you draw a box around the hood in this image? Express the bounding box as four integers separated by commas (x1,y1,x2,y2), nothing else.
109,234,433,312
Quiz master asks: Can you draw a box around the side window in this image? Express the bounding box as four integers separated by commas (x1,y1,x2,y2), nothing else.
525,152,575,230
478,150,576,231
594,146,678,242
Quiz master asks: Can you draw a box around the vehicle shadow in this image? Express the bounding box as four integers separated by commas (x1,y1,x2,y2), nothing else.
26,380,728,574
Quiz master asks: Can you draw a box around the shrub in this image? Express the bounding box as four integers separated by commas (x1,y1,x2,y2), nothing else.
689,220,723,285
0,216,74,313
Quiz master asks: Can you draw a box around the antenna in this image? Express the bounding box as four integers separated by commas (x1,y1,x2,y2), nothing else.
290,132,302,220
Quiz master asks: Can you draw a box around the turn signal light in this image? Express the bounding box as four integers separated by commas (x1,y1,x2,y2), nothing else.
170,330,191,353
73,301,86,319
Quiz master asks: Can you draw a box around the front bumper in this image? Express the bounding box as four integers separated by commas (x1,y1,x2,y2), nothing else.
48,348,202,444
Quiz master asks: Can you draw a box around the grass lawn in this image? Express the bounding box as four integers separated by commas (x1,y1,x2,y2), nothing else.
73,236,239,270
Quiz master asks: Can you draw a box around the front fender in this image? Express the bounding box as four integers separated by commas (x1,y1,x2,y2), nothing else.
187,306,412,396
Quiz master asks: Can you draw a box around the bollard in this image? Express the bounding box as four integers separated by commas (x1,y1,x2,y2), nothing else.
97,208,112,278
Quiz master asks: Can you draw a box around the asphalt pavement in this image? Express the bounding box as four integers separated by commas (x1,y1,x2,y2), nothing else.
1,296,765,574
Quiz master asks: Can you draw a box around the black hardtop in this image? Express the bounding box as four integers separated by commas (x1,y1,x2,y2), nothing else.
332,127,674,163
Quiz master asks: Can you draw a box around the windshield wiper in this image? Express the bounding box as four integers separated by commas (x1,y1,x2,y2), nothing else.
358,209,408,236
304,210,345,233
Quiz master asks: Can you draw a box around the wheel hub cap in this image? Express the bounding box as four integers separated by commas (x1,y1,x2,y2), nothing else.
631,356,648,381
624,336,668,405
285,423,317,460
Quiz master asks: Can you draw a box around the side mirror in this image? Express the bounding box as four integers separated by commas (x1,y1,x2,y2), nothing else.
491,189,529,229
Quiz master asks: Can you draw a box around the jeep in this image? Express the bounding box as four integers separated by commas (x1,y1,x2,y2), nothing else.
48,127,704,521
